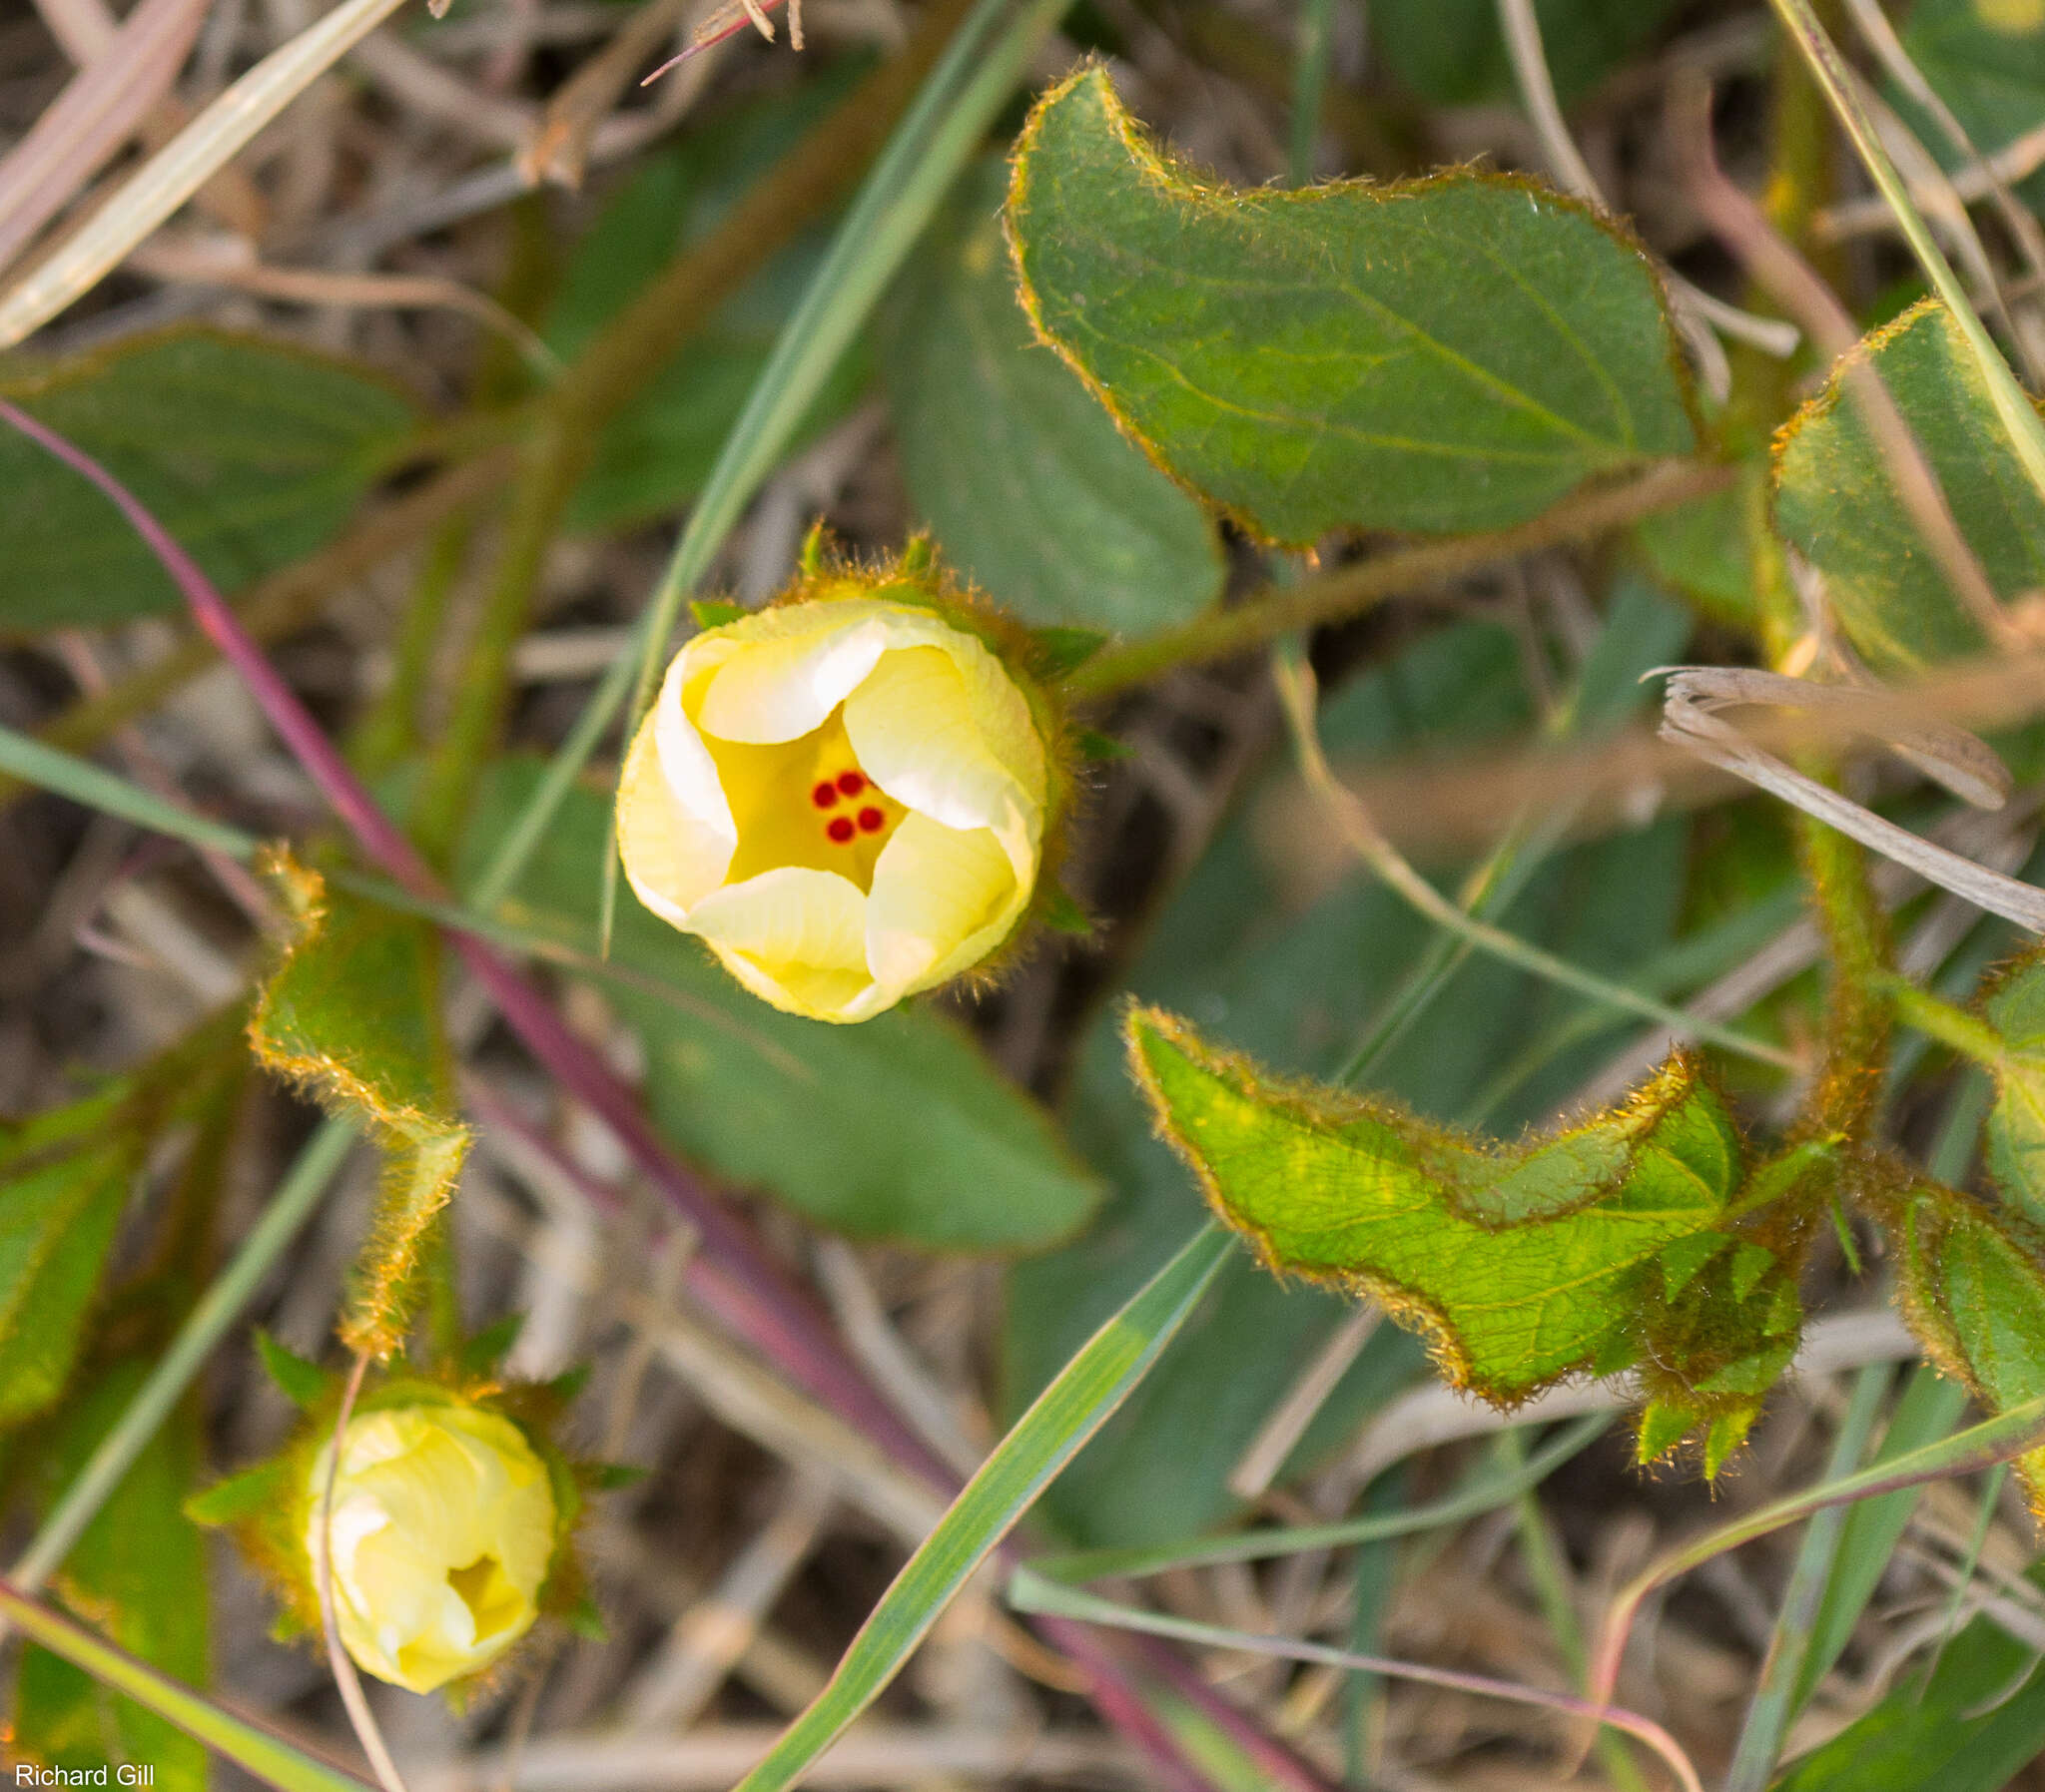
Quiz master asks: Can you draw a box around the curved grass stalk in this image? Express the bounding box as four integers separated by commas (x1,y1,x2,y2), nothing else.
1587,1391,2045,1717
6,1118,357,1601
1008,1566,1704,1792
1273,648,1801,1069
1034,1413,1611,1582
727,1224,1233,1792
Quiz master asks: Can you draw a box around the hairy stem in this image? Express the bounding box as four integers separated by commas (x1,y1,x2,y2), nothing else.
1068,459,1731,698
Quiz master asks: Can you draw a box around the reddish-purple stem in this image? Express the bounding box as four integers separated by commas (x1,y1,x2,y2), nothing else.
8,403,1229,1789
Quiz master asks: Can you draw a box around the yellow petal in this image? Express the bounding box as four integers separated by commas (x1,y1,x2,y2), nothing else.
866,814,1022,994
309,1404,554,1694
686,866,875,1020
843,644,1039,838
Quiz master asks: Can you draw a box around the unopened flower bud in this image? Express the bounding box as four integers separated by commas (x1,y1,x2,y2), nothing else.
308,1402,555,1693
617,574,1054,1022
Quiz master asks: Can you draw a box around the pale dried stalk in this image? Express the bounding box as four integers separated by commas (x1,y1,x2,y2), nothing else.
1659,666,2045,933
1227,1305,1381,1501
316,1352,412,1792
0,0,212,276
127,236,564,375
0,0,417,348
618,1467,836,1731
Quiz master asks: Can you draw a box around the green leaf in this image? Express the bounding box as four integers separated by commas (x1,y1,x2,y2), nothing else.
250,855,469,1357
1772,298,2045,674
1372,0,1682,105
1026,626,1111,679
0,327,417,631
1980,950,2045,1226
462,763,1102,1252
1634,473,1759,630
16,1362,209,1792
879,159,1223,633
0,1581,371,1792
1895,0,2045,210
1772,1610,2045,1792
730,1223,1232,1792
1006,67,1695,544
1128,1008,1753,1404
0,1106,133,1432
1893,1180,2045,1508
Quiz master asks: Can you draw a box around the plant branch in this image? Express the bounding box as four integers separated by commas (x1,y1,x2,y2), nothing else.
1066,458,1732,698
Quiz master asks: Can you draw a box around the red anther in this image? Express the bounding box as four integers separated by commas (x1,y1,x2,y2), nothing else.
857,807,884,833
826,816,856,844
836,771,866,797
811,781,839,809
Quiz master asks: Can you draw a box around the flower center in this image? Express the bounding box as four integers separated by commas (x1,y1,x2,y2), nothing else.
706,707,905,893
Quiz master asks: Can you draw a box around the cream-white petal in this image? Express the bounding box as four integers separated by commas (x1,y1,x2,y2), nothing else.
616,716,729,928
688,866,868,975
693,613,892,744
864,814,1023,995
843,646,1037,839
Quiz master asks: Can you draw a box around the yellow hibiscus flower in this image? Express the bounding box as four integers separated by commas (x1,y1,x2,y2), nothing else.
616,589,1051,1022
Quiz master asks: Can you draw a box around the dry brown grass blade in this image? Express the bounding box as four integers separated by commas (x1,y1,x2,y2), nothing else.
0,0,213,277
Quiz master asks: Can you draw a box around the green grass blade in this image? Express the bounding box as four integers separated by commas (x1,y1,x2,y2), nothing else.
1036,1413,1611,1581
0,1576,373,1791
468,0,1071,925
1795,1365,1970,1709
730,1222,1233,1792
0,720,260,859
1721,1362,1893,1792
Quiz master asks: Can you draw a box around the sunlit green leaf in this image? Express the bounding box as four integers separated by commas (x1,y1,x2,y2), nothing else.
1128,1007,1756,1404
1773,298,2045,674
16,1362,209,1792
0,328,417,631
880,159,1223,633
1007,67,1695,543
250,854,468,1358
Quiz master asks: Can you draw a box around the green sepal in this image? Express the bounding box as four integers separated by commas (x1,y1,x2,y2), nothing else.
1076,727,1133,762
689,599,747,631
1660,1233,1730,1299
184,1458,294,1527
255,1330,332,1411
1028,626,1109,679
589,1462,648,1491
545,1362,593,1404
562,1595,608,1641
1636,1400,1696,1466
459,1313,525,1378
798,519,830,577
1704,1407,1757,1480
1041,890,1092,937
